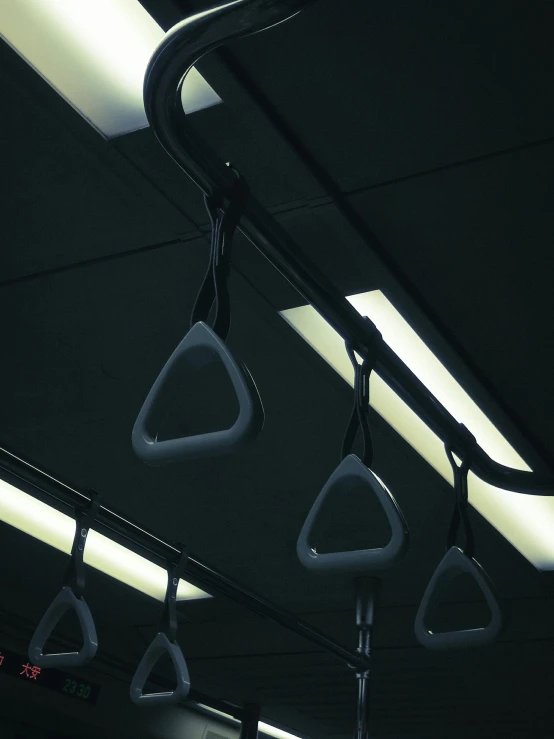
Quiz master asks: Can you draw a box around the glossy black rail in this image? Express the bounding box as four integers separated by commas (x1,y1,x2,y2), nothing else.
142,0,553,495
0,444,370,672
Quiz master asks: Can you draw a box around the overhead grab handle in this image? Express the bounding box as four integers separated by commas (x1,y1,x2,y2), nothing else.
297,327,409,574
415,437,503,649
132,321,264,465
132,168,264,466
28,587,98,669
414,546,503,650
29,494,100,668
130,632,190,707
297,454,409,574
130,549,191,706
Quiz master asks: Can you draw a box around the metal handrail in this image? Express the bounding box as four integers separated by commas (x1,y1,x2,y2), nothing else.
0,444,370,671
143,0,554,495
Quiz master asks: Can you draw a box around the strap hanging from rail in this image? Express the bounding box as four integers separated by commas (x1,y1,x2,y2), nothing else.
445,438,475,558
131,164,264,465
191,167,249,341
130,546,191,706
415,432,503,650
341,318,382,468
28,493,100,668
297,321,409,574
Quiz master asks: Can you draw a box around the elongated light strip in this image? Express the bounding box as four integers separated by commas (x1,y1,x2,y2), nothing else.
0,0,222,137
197,704,308,739
281,291,554,570
0,477,210,601
258,722,306,739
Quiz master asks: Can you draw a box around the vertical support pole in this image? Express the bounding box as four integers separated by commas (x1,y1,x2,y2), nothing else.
240,703,260,739
354,577,380,739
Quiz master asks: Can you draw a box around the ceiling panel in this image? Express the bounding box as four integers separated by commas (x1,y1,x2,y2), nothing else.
222,0,554,191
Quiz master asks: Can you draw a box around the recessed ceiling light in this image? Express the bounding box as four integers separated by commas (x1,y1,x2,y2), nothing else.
259,722,307,739
281,290,554,570
197,704,308,739
0,478,210,601
0,0,222,137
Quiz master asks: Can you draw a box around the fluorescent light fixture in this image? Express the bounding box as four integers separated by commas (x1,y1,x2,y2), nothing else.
259,722,306,739
0,0,222,137
197,704,307,739
281,290,554,570
0,477,210,601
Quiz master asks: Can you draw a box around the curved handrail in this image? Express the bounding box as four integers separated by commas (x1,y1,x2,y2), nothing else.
144,0,316,197
142,0,554,495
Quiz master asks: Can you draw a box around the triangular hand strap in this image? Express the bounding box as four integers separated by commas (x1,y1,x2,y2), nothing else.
28,586,98,668
414,546,503,650
297,454,409,574
130,632,191,706
132,321,264,465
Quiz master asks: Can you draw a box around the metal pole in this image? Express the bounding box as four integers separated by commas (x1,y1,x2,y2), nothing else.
0,445,370,673
240,704,260,739
142,0,554,495
354,578,379,739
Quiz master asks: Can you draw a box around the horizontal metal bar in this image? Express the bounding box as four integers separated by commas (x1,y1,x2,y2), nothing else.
142,0,554,494
0,445,369,671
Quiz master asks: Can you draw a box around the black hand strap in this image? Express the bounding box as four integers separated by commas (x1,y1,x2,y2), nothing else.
130,545,191,706
445,431,477,559
342,319,382,468
191,168,250,341
64,492,100,598
158,546,189,644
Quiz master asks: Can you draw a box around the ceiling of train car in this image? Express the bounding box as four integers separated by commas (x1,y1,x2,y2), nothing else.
1,1,554,737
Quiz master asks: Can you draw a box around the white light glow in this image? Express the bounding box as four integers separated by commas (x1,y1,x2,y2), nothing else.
281,291,554,570
197,704,306,739
0,0,222,137
0,478,210,601
259,722,305,739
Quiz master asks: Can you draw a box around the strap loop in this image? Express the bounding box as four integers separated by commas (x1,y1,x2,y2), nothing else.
129,545,191,706
64,492,100,598
159,546,189,644
445,428,477,559
191,167,250,341
342,318,382,468
28,492,100,668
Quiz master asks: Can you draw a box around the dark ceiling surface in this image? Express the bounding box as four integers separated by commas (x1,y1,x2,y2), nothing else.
1,0,554,737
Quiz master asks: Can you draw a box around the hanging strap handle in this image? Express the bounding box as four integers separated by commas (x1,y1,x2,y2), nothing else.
28,493,100,668
342,318,382,468
414,430,503,649
64,492,101,598
130,547,191,706
191,166,250,341
445,427,477,559
297,318,408,574
157,547,189,643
